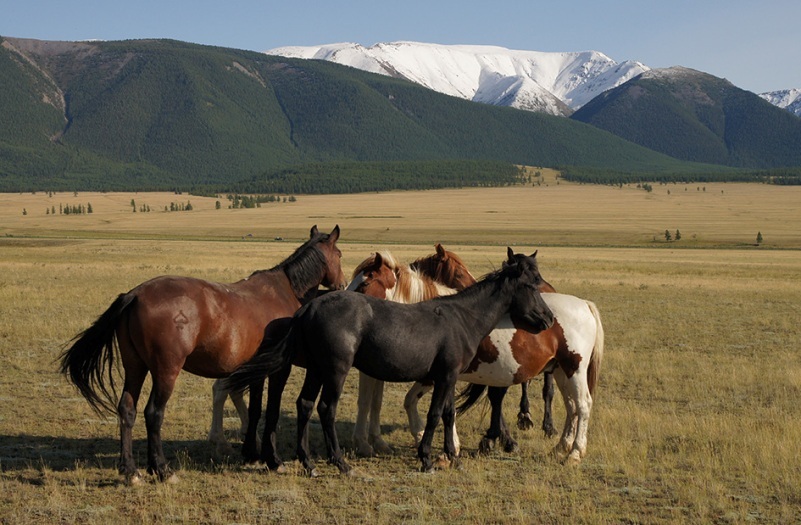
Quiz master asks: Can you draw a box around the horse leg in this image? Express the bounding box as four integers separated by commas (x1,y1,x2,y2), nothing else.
541,372,558,438
479,386,517,454
566,373,593,465
230,388,250,443
368,378,393,455
260,366,291,471
117,364,147,485
404,382,432,447
143,369,180,483
495,387,520,453
209,378,235,455
517,380,535,431
551,367,578,462
316,372,351,475
241,377,264,464
296,369,323,477
440,382,460,469
353,372,377,457
418,374,456,473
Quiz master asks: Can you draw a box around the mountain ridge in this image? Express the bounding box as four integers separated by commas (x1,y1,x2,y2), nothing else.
267,41,800,118
267,41,649,117
3,36,718,192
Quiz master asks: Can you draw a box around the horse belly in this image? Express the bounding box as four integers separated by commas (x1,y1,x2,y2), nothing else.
458,325,519,387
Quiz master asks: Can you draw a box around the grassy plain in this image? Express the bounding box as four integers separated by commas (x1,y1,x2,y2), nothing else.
1,182,800,523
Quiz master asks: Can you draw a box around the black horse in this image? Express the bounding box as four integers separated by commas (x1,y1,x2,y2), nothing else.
225,248,554,475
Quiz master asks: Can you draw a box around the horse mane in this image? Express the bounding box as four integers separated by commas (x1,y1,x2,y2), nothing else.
250,232,331,298
411,249,474,288
354,251,456,304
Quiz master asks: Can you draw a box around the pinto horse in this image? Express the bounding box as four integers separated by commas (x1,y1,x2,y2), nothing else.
427,247,605,463
224,249,554,474
348,246,559,457
59,225,346,484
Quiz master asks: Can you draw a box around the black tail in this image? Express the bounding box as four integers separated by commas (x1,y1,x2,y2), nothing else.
58,293,136,415
222,318,298,393
455,382,489,416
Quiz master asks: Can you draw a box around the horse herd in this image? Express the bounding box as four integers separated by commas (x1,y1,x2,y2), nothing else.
60,225,604,484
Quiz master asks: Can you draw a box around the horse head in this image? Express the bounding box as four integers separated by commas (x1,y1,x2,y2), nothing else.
348,252,397,299
504,248,554,333
412,243,476,290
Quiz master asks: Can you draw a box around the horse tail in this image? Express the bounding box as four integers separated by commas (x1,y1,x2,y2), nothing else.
58,293,137,415
223,317,298,393
455,382,488,416
585,300,605,397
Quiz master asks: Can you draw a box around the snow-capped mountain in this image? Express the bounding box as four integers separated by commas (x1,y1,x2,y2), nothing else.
266,42,650,116
760,88,801,118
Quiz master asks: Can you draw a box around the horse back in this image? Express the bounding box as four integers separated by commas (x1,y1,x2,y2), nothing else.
126,273,302,376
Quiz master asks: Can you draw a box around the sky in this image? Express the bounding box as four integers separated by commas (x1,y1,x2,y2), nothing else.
2,0,799,94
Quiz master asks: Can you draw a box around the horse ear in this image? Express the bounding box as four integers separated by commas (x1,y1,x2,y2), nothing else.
310,225,319,238
435,243,446,258
328,225,340,243
374,252,383,266
530,250,538,259
507,247,515,262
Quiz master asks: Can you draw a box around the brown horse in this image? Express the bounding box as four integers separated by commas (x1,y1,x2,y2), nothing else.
59,225,345,484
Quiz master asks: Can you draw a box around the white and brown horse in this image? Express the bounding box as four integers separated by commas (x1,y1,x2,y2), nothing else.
349,245,605,463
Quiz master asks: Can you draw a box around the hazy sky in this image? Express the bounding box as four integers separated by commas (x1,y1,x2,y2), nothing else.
2,0,799,93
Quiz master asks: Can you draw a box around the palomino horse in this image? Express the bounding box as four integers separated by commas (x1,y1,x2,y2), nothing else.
348,245,558,457
224,249,554,474
59,225,346,484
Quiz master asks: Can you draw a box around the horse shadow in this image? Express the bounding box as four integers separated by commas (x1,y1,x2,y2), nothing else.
0,410,407,482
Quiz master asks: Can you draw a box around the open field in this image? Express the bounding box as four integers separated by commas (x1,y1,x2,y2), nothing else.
1,184,800,523
2,181,801,248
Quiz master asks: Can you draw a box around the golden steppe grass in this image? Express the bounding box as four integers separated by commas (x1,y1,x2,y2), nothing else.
1,183,800,523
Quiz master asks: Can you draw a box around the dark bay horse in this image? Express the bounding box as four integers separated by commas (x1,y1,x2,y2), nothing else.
224,249,554,475
348,245,559,458
59,225,346,484
426,247,605,463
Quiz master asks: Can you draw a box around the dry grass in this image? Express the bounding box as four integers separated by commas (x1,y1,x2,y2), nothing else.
1,185,800,523
3,181,801,248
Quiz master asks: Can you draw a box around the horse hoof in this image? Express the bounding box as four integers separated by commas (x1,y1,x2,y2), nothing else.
564,451,582,466
165,473,180,484
354,443,375,458
517,413,535,431
371,439,394,456
273,463,288,474
543,425,558,439
125,471,145,486
434,454,453,470
307,467,321,478
551,444,570,461
478,438,495,456
503,441,520,454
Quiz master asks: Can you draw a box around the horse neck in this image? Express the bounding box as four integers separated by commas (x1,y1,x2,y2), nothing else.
441,273,515,338
390,266,456,304
269,244,328,300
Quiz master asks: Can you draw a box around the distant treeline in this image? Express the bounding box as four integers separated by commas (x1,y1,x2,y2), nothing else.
559,166,801,185
233,160,525,194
